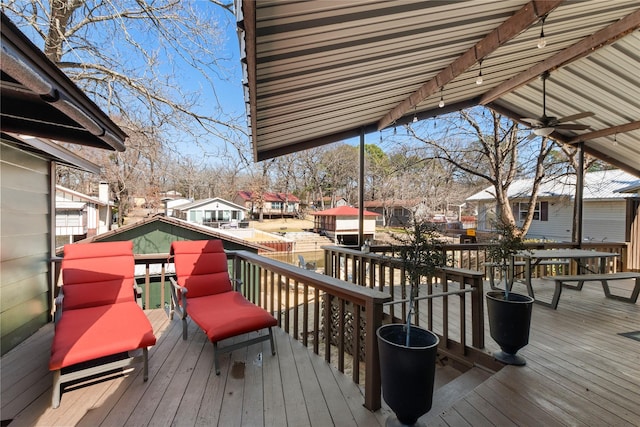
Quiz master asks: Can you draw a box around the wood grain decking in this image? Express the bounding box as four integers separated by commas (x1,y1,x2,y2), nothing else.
2,278,639,426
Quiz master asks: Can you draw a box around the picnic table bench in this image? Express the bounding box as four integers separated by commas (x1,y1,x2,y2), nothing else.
542,272,640,308
484,259,570,290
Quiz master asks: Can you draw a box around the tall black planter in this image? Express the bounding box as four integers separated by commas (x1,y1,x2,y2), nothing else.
486,291,534,366
377,323,439,427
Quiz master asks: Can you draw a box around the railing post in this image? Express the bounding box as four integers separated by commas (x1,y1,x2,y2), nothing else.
364,297,384,411
144,263,150,310
470,273,484,349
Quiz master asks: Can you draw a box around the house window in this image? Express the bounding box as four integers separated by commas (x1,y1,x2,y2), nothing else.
514,201,548,222
190,210,203,223
271,201,283,210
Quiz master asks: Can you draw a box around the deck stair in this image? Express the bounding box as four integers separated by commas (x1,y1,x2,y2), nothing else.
420,365,494,424
284,231,333,253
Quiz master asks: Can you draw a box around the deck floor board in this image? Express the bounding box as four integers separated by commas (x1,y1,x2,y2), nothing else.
1,278,638,426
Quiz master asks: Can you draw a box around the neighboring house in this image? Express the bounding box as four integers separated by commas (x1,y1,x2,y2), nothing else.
162,198,193,217
56,183,113,246
234,191,301,219
312,206,379,245
73,214,270,255
172,197,248,228
0,13,127,355
466,169,639,242
312,196,348,210
363,199,418,227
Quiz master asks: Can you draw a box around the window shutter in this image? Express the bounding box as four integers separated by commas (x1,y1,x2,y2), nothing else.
540,201,549,221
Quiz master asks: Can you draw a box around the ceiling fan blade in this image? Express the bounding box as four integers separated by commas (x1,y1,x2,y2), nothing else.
525,133,537,141
557,112,595,123
521,118,543,126
554,123,591,130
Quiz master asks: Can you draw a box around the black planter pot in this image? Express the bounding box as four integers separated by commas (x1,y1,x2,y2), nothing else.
486,290,534,366
377,323,439,426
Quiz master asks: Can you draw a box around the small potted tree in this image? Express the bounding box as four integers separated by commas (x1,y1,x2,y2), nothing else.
377,219,447,426
485,219,534,366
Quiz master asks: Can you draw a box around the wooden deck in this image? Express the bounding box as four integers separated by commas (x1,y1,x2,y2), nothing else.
2,278,639,426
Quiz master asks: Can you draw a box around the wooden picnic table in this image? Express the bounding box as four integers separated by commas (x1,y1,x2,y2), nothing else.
513,249,620,308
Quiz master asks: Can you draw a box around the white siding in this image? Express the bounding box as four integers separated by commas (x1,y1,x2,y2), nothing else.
481,197,627,243
523,200,573,242
335,217,376,233
582,201,626,242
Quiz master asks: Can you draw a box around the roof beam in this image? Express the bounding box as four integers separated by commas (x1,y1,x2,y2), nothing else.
480,9,640,105
567,121,640,144
377,0,563,130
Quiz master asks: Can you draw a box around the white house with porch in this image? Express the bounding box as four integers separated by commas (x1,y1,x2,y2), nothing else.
55,183,113,245
171,197,248,228
467,169,638,242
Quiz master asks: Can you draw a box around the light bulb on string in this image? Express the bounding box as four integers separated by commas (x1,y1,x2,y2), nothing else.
438,87,445,108
537,15,547,48
476,60,483,85
613,133,618,146
412,107,418,123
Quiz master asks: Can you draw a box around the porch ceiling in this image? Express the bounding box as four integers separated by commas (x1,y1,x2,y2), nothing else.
237,1,640,177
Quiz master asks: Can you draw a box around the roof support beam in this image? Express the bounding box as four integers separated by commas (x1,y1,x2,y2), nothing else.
567,121,640,144
480,9,640,105
377,0,563,130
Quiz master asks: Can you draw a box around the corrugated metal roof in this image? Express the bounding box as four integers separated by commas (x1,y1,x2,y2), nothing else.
237,1,640,176
466,169,638,201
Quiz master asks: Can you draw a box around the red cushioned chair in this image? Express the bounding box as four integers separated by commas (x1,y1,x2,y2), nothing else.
169,240,277,374
50,241,157,408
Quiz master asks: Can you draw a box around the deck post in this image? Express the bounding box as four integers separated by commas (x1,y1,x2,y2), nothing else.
469,273,484,349
364,297,384,411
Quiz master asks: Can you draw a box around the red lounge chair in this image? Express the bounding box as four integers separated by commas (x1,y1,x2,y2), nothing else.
49,241,157,408
169,240,277,374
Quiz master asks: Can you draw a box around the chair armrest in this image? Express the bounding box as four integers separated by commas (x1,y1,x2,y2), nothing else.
169,276,188,319
54,291,64,324
134,285,143,308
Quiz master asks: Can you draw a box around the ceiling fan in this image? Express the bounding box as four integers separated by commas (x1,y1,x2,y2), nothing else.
521,71,594,138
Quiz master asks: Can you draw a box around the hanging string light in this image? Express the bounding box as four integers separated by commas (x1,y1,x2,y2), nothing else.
613,133,618,146
537,15,547,48
412,106,418,123
438,87,445,108
476,59,483,85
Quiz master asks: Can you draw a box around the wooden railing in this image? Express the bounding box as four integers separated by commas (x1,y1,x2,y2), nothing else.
226,250,391,411
322,246,493,369
365,241,628,282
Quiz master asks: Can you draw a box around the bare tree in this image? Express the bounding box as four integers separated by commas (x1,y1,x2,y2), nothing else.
405,107,559,236
320,144,359,205
4,1,248,216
